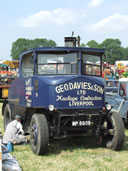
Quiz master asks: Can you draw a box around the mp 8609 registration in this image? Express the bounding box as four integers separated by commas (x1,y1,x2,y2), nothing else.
72,121,91,126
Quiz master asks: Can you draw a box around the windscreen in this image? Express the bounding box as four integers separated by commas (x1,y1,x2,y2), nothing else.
37,52,78,75
82,54,101,76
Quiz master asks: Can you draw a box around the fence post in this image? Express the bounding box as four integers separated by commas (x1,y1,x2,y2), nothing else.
0,132,2,171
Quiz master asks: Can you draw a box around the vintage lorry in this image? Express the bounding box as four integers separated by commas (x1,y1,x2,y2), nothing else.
106,78,128,120
2,37,124,155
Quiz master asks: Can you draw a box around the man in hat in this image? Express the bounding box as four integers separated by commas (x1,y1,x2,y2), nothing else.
3,115,27,145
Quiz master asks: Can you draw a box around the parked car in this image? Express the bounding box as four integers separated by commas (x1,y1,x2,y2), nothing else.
105,80,118,95
106,79,128,119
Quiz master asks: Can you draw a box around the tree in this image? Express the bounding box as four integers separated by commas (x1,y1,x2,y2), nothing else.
99,39,123,64
121,47,128,60
11,38,57,60
86,40,99,48
86,38,125,64
11,39,30,60
80,43,86,47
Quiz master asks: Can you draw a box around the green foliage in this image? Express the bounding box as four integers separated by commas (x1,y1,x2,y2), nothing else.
80,43,86,47
100,39,123,64
86,40,99,48
11,38,57,60
122,47,128,59
86,38,127,64
11,37,128,64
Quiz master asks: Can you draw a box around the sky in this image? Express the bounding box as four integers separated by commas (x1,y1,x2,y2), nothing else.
1,0,128,60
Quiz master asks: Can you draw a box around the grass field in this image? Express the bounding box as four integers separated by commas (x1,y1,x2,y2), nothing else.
1,103,128,171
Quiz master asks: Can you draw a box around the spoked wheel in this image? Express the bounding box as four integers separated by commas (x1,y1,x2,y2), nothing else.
102,112,125,150
3,104,12,130
30,114,49,155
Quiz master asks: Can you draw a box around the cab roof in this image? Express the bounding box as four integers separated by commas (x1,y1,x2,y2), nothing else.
20,46,105,58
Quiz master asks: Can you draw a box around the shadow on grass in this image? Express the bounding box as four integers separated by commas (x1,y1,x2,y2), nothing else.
47,129,128,155
123,133,128,151
121,121,128,151
124,121,128,129
47,135,104,155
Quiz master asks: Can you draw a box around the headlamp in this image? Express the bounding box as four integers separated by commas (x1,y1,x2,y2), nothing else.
48,105,55,111
105,104,112,110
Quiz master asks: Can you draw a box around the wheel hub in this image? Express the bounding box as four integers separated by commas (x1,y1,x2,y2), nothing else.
31,124,37,145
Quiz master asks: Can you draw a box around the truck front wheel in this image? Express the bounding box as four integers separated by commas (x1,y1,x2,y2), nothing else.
3,104,12,130
30,114,49,155
102,112,125,150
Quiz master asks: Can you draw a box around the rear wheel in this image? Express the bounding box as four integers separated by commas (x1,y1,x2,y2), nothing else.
3,104,12,130
30,114,49,155
102,112,125,150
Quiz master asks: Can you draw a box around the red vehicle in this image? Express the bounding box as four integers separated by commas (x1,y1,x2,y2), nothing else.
0,61,19,99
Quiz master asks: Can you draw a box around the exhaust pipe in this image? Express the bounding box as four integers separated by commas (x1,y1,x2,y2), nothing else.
64,36,80,47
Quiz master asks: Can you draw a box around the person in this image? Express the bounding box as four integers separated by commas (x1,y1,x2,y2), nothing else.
3,115,27,145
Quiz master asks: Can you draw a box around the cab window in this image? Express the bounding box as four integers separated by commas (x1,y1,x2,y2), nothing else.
82,54,101,76
37,52,78,75
21,53,34,78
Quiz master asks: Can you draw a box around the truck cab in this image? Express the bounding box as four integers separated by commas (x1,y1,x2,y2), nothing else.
2,38,124,155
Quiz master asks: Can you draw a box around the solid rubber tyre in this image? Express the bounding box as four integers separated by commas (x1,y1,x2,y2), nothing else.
30,114,49,155
3,103,12,130
103,112,125,151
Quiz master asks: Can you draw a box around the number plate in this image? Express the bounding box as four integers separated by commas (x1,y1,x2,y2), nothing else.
72,121,91,126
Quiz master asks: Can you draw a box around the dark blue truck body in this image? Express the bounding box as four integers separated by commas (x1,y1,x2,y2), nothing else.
9,75,104,109
2,45,124,154
7,47,105,115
